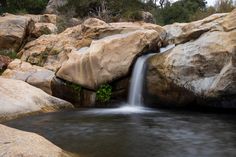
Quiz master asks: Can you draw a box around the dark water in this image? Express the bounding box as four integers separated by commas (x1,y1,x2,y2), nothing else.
3,107,236,157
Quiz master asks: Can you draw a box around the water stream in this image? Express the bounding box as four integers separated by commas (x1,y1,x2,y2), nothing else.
128,54,154,106
127,44,175,109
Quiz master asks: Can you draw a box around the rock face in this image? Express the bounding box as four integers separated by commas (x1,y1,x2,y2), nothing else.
164,13,228,45
0,77,73,120
0,14,34,51
57,29,161,89
20,18,166,89
25,14,58,38
146,9,236,107
0,124,71,157
2,59,54,94
0,13,58,52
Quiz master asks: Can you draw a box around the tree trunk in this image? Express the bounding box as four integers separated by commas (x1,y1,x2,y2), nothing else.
0,0,7,8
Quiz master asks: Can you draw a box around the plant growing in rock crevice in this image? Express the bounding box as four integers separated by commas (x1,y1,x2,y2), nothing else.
96,84,112,103
65,81,82,93
0,50,18,59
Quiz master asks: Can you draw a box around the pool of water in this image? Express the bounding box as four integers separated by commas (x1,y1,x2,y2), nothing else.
4,106,236,157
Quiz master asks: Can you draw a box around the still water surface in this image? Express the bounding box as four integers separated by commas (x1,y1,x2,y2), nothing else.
4,107,236,157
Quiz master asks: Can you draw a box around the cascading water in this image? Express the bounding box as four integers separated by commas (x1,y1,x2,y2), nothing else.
127,44,175,107
128,54,154,106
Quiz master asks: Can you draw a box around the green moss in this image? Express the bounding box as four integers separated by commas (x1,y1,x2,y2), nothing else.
0,50,18,59
96,84,112,103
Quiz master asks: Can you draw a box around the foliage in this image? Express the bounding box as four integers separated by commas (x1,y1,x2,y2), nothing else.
215,0,235,13
96,84,112,103
0,0,49,14
0,69,4,75
0,0,235,25
189,7,216,21
0,50,18,59
160,0,207,24
65,81,82,93
61,0,146,22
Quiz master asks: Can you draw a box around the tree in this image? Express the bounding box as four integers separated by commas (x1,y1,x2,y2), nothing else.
215,0,235,12
0,0,7,8
2,0,49,14
160,0,207,24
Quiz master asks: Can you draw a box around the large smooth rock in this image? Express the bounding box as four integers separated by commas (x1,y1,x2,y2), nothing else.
57,29,162,89
0,14,34,51
2,59,54,94
20,18,166,76
164,13,228,45
0,124,72,157
0,78,73,120
147,9,236,107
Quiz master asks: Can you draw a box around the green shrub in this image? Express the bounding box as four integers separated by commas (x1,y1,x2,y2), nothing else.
0,50,18,59
96,84,112,103
4,0,49,14
66,81,82,92
0,69,5,75
124,10,143,21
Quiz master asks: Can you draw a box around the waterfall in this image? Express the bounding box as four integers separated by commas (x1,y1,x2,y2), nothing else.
128,45,175,107
128,54,154,106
